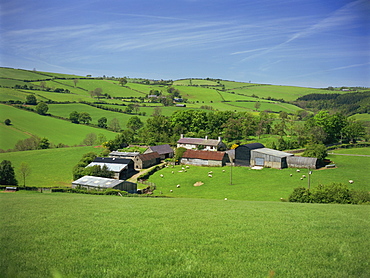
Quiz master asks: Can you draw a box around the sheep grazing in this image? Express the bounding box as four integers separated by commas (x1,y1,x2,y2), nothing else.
302,175,306,178
208,171,213,174
224,198,228,201
176,184,180,188
160,174,164,178
296,169,300,172
290,174,293,177
186,166,189,169
208,174,213,178
178,170,183,173
349,180,354,184
222,170,225,172
171,171,174,174
170,190,173,193
300,177,303,180
182,167,185,170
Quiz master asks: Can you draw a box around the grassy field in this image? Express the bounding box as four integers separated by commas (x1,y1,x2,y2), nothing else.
1,193,369,278
0,104,116,149
0,146,104,187
148,151,370,201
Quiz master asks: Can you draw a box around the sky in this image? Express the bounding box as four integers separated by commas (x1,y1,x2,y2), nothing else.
1,0,369,88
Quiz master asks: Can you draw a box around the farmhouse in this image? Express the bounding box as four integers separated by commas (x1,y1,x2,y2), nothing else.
286,156,319,169
177,135,227,151
144,144,174,160
109,151,139,159
181,149,229,167
86,157,136,180
250,148,293,169
134,152,160,170
72,175,137,193
235,143,264,166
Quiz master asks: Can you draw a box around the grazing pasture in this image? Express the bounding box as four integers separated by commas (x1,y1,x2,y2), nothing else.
1,193,369,278
0,146,104,187
148,152,370,200
0,104,116,149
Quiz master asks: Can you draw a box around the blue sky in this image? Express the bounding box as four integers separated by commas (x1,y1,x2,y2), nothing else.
1,0,369,87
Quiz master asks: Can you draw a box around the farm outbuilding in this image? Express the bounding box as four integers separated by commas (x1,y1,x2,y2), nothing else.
134,152,160,170
177,135,227,151
72,176,137,193
144,144,174,160
235,143,264,166
86,157,136,180
109,151,139,159
250,148,293,169
287,156,319,169
181,149,229,166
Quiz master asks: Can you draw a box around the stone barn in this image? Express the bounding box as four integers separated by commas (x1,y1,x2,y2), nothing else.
181,149,229,167
250,148,293,169
134,152,160,170
235,143,264,166
72,175,137,193
144,144,174,160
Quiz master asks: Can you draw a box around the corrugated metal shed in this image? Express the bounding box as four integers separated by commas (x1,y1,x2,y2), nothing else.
109,151,139,157
287,156,318,169
72,176,137,193
86,162,128,173
72,176,123,188
252,148,293,158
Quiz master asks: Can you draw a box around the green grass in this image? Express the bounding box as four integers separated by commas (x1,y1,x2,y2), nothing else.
0,123,30,150
1,193,369,278
148,152,370,200
0,104,116,149
0,88,29,102
349,113,370,122
0,146,104,187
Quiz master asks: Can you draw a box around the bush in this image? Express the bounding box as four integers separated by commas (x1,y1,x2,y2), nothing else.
288,187,311,203
310,183,351,204
349,190,370,204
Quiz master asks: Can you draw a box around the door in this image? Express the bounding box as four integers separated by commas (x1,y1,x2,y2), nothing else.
255,157,264,166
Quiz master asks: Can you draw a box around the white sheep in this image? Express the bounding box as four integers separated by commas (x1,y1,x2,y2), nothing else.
186,166,189,169
178,170,183,173
208,174,213,178
160,174,164,178
208,171,213,174
171,171,174,174
349,180,354,184
176,184,180,188
302,175,306,178
170,190,173,193
290,174,293,177
182,167,185,170
296,169,300,172
300,177,303,180
222,170,225,172
224,198,228,201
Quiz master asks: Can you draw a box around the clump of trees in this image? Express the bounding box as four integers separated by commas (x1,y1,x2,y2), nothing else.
69,111,92,124
72,152,113,180
0,160,17,185
288,183,370,204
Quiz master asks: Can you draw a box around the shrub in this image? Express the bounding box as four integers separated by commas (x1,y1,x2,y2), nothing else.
310,183,351,204
288,187,311,203
349,190,370,205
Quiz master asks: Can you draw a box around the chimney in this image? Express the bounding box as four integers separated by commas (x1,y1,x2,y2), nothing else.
218,137,222,141
180,134,184,139
205,136,208,140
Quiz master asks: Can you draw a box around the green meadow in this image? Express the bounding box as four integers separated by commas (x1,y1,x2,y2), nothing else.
1,193,369,278
0,146,104,187
148,152,370,201
0,104,116,149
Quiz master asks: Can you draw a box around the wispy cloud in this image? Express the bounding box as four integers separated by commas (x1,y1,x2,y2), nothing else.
292,62,370,78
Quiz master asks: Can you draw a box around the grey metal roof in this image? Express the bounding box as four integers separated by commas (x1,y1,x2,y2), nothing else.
86,162,128,173
148,144,173,155
72,176,124,188
226,149,235,160
240,143,265,150
109,151,140,157
251,148,293,158
177,138,220,146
